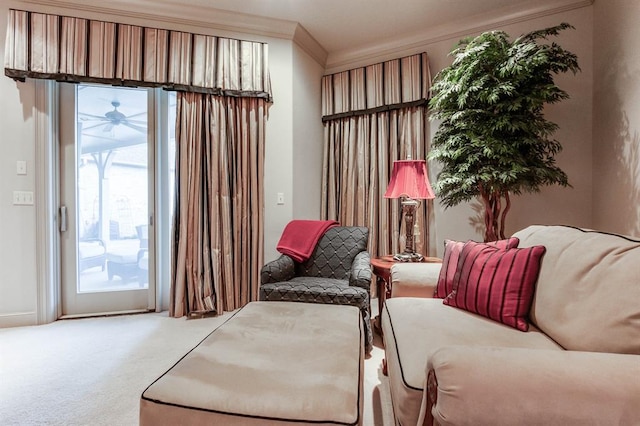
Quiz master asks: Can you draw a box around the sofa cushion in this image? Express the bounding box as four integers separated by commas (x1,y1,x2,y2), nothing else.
381,297,561,426
514,225,640,354
434,237,520,298
423,346,640,426
444,241,546,331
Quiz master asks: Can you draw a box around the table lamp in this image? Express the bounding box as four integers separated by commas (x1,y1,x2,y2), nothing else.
384,159,435,262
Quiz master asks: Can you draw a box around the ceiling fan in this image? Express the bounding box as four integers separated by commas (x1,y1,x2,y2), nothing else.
79,100,147,134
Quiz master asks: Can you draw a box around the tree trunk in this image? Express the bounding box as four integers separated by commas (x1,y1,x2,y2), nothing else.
480,189,511,242
499,192,511,240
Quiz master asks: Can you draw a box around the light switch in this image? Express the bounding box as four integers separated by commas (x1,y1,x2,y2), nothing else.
16,160,27,175
13,191,34,205
277,192,284,205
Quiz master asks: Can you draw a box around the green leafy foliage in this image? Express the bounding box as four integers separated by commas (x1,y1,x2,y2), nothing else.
428,23,579,240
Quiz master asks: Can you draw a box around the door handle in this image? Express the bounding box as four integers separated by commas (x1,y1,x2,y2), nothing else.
59,205,67,232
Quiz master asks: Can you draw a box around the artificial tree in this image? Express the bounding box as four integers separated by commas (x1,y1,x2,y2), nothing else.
428,23,580,242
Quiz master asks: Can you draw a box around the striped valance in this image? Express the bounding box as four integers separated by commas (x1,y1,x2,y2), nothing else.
321,52,430,121
4,9,272,100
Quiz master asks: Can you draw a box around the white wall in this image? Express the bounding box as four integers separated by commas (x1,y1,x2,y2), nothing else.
0,3,38,326
292,45,324,219
263,42,325,263
263,38,295,263
592,0,640,237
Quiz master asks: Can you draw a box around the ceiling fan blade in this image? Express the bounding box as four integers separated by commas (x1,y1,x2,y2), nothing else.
82,122,109,131
126,119,148,125
78,113,109,121
123,121,148,133
126,111,147,120
80,132,118,142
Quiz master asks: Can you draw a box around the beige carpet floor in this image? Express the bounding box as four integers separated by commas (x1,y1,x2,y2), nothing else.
0,302,394,425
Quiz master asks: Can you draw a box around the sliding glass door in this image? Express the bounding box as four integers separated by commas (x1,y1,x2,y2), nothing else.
59,83,153,316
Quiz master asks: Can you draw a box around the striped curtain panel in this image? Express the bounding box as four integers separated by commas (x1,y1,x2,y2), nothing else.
171,93,266,317
4,9,272,99
321,53,435,258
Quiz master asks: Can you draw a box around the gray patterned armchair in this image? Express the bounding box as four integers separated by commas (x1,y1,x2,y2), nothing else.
260,226,373,352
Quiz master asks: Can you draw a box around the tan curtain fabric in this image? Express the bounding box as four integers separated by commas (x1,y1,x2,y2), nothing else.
4,9,272,99
170,92,266,317
321,53,435,257
322,53,430,116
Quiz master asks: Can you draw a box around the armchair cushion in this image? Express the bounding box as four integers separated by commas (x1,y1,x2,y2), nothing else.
260,277,369,308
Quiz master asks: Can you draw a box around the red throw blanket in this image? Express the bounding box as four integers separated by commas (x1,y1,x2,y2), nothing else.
276,220,339,263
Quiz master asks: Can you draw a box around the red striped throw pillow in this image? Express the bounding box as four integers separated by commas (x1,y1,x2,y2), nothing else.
443,241,546,331
434,238,520,298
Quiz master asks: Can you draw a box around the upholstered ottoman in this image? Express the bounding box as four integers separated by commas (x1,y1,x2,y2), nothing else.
140,301,364,425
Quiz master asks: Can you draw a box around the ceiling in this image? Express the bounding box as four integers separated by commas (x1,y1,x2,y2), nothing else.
30,0,590,69
145,0,579,54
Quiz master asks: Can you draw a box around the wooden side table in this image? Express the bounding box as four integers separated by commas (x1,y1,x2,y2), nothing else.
372,255,442,335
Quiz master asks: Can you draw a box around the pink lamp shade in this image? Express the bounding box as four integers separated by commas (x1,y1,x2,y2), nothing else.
384,160,435,200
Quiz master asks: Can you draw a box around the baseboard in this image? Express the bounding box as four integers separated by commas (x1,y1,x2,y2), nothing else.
59,309,152,320
0,312,38,328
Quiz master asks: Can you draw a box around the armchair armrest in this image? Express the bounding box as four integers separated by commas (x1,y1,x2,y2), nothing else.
390,263,441,298
420,346,640,426
260,255,295,284
349,251,372,291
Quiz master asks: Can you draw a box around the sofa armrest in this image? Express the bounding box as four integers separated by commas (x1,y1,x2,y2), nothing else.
349,251,372,291
419,346,640,426
390,263,441,298
260,255,295,284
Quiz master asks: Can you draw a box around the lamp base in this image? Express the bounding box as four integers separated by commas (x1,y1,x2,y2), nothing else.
392,252,424,262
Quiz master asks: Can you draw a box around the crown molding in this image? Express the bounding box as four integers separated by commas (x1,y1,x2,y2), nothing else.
9,0,303,44
9,0,592,73
293,24,329,66
11,0,327,65
325,0,594,74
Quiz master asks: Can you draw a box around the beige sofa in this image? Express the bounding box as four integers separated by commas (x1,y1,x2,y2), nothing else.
381,225,640,426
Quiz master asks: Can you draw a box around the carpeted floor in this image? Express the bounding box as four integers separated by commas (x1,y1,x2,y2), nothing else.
0,302,394,425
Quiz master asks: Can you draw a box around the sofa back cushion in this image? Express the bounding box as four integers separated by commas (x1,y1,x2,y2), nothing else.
513,225,640,354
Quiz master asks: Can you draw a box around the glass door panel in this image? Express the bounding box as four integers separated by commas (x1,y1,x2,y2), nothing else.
60,83,152,316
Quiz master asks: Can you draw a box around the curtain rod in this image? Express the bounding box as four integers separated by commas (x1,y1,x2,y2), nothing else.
321,99,429,123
